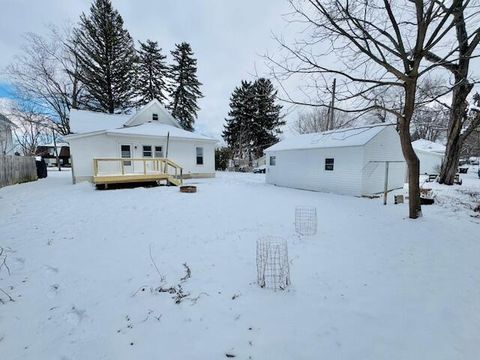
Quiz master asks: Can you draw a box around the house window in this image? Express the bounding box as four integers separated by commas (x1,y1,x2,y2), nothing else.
269,156,276,166
325,158,334,171
154,146,163,158
152,113,159,121
143,145,152,157
121,145,131,166
196,147,204,165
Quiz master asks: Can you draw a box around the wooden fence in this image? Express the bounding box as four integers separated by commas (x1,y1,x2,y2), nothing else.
0,155,37,188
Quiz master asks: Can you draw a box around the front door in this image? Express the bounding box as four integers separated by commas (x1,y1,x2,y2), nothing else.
120,144,133,174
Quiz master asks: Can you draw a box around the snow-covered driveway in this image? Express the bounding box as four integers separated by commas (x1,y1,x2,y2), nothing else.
1,171,479,359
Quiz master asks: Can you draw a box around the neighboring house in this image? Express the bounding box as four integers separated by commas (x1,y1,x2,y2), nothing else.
264,124,405,196
64,100,217,184
35,143,71,167
412,139,445,175
0,113,15,155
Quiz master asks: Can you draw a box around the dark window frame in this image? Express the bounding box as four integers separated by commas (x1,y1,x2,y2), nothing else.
152,113,159,121
154,146,163,158
143,145,153,158
196,147,204,165
325,158,334,171
269,156,276,166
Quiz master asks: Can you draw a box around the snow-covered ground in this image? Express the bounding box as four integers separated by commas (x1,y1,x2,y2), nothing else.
1,170,479,359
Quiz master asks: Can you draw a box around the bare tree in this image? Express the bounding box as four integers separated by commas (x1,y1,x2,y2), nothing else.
294,107,356,134
423,2,480,184
6,25,83,136
268,0,468,219
411,104,449,142
461,93,480,157
9,105,49,156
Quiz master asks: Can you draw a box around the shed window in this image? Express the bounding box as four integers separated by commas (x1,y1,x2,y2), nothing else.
154,146,163,158
325,158,334,171
152,113,159,121
269,156,276,166
143,145,152,157
196,147,204,165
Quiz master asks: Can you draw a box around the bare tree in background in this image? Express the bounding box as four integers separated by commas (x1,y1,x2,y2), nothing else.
424,2,480,184
411,104,449,142
268,0,471,219
10,105,49,156
294,107,356,134
6,25,83,136
461,93,480,157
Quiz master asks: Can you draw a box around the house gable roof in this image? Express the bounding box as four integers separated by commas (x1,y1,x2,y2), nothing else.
265,123,392,152
69,109,130,133
123,99,182,128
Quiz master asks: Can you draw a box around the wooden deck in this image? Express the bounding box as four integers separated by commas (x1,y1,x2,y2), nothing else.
93,158,183,187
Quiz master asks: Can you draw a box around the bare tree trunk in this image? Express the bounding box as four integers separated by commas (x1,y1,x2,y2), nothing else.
438,75,472,184
402,82,422,218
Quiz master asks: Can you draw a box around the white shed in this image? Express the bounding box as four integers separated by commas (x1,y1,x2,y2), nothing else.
412,139,445,175
64,100,217,184
264,124,406,196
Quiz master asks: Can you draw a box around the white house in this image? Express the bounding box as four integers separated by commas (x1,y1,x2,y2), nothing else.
264,124,406,196
64,100,217,184
0,114,15,155
412,139,445,175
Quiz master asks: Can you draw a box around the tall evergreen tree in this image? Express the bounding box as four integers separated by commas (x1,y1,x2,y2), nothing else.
135,40,169,106
222,81,256,162
70,0,137,113
223,78,284,163
252,78,284,157
169,42,203,131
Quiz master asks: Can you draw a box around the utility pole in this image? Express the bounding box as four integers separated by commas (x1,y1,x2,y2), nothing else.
327,78,336,131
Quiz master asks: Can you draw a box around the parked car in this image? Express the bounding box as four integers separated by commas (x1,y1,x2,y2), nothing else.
253,165,266,174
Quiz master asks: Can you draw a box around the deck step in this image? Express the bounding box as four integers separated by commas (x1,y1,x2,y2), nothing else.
167,176,182,186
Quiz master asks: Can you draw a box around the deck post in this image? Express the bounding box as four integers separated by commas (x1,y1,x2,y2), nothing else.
94,159,98,176
143,159,147,175
121,159,125,175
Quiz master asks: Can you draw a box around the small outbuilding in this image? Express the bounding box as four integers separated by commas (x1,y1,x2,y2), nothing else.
264,124,406,196
412,139,445,175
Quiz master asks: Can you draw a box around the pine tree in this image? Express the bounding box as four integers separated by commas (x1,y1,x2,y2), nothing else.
252,78,284,157
223,78,284,164
135,40,169,107
222,81,256,162
70,0,137,113
169,42,203,131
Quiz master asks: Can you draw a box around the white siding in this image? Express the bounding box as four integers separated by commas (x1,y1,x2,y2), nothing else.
415,149,443,174
266,146,364,196
69,134,215,182
265,126,406,197
362,126,406,195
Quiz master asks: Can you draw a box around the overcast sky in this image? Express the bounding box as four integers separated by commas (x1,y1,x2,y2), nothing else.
0,0,297,139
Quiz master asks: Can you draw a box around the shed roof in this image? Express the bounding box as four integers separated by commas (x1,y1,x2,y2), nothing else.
412,139,445,154
265,124,391,152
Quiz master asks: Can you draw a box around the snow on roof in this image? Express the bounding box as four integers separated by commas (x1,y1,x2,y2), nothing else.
106,122,217,142
69,109,131,133
265,124,391,152
412,139,445,154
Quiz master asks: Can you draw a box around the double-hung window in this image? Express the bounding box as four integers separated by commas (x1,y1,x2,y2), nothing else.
325,158,334,171
154,146,163,158
143,145,152,157
196,147,204,165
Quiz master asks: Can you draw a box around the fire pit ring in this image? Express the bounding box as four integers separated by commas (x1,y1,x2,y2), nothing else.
180,185,197,193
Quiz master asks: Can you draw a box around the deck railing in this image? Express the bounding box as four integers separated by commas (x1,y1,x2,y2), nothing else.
93,157,183,181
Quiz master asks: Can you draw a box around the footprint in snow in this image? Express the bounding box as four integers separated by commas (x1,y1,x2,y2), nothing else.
65,306,86,326
44,265,59,275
